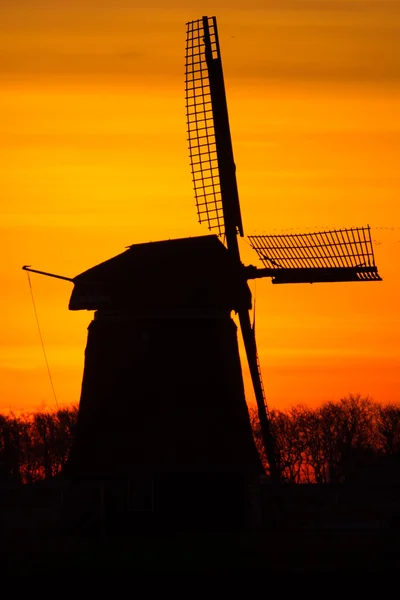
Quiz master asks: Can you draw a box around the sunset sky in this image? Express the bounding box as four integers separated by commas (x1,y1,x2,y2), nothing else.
1,0,399,414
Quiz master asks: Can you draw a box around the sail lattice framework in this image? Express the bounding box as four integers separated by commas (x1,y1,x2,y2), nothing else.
248,226,381,283
185,18,224,235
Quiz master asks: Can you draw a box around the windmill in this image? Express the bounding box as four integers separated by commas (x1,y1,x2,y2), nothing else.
22,17,381,502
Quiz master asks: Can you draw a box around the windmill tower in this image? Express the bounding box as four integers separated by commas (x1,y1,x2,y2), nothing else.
22,17,381,514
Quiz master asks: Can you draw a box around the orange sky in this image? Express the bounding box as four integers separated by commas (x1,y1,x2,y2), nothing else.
1,0,399,414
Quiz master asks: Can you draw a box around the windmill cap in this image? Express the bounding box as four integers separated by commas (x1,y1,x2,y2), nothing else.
69,234,250,314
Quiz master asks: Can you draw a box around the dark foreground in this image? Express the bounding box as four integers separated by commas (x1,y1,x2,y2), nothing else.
1,479,400,577
4,529,399,578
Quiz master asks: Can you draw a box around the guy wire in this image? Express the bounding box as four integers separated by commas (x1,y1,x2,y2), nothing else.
26,271,59,408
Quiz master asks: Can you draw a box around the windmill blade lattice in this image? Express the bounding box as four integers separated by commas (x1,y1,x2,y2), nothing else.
248,226,381,283
185,17,243,246
186,19,223,234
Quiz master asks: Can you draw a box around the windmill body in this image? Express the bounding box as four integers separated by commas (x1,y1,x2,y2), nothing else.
64,235,263,482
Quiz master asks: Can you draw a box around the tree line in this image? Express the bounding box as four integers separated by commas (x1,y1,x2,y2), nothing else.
0,395,399,484
0,406,78,484
251,394,400,483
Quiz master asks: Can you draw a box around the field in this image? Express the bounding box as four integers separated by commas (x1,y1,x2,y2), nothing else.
2,479,399,577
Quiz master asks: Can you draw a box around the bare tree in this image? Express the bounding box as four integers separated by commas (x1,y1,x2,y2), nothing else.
0,407,78,483
376,403,400,456
0,414,28,483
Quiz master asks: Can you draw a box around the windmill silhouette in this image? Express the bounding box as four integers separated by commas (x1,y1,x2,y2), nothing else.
22,17,381,497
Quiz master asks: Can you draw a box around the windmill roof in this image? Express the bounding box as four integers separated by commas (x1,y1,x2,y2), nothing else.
69,234,249,313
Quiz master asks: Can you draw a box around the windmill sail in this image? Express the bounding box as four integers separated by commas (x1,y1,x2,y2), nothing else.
185,17,243,249
248,226,382,284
